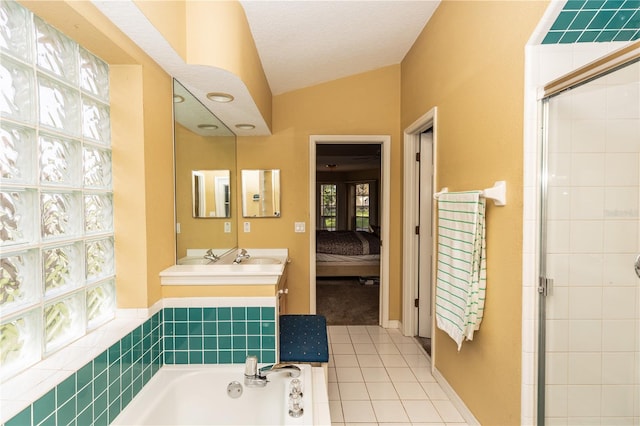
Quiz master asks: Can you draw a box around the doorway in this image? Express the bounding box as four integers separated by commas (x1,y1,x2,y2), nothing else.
402,108,438,361
309,135,391,327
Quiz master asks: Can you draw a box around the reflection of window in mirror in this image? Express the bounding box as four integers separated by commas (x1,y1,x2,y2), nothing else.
241,169,281,218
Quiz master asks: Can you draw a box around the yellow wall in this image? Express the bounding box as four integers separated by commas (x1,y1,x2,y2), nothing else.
401,1,548,424
236,65,402,316
21,1,176,309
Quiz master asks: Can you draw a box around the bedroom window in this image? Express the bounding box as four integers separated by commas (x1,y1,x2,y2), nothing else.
354,183,370,231
0,0,115,380
320,184,337,230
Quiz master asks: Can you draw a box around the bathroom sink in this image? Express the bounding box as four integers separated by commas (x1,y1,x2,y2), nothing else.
178,257,217,265
240,257,282,265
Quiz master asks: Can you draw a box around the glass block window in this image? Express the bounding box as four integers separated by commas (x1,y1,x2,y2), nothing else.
0,0,114,380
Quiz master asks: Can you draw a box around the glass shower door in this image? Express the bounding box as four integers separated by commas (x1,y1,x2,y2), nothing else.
540,59,640,425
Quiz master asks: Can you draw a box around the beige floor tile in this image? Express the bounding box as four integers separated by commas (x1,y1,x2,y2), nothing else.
365,381,399,400
393,382,428,400
338,382,370,400
402,400,443,423
361,367,391,382
411,367,436,382
375,343,401,354
353,343,377,354
341,400,377,423
387,367,418,383
432,400,465,423
357,354,384,367
329,400,344,422
328,367,337,383
331,333,354,344
403,354,431,369
328,381,340,400
333,354,359,367
380,354,408,367
372,400,411,423
333,343,356,355
421,382,449,400
336,367,364,382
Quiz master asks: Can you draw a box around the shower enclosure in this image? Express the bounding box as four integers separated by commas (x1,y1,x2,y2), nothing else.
538,56,639,424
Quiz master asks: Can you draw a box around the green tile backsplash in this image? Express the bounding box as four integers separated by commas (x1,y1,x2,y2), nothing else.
543,0,640,44
6,305,276,426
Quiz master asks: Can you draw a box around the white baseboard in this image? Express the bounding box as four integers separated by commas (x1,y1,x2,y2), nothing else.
433,367,480,426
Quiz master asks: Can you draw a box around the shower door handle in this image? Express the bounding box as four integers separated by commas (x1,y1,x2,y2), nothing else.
635,254,640,279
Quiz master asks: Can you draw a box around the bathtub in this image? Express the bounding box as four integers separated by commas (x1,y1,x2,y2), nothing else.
112,364,316,425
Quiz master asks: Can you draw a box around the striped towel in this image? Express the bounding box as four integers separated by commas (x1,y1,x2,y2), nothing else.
435,191,486,350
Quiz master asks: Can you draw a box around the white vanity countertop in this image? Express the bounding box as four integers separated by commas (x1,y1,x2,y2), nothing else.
160,248,289,285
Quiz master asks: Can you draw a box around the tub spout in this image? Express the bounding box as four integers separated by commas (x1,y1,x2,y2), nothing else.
259,363,301,378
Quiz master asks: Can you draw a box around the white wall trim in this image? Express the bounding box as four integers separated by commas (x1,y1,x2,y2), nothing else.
309,135,391,327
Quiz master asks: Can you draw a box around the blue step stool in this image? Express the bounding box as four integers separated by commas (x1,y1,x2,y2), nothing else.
279,314,329,366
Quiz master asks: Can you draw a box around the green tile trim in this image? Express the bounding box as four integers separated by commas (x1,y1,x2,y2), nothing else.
543,0,640,44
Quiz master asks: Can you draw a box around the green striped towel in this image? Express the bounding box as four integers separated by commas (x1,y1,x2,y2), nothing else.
435,191,486,350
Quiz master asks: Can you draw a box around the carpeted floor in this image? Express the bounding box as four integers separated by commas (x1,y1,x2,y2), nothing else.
316,277,379,325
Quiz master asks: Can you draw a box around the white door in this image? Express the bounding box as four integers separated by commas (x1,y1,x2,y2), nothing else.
418,131,433,337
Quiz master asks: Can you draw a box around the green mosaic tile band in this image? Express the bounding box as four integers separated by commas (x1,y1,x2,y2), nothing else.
6,305,276,426
543,0,640,44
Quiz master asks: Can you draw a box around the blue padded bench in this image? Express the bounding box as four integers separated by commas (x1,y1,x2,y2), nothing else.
279,314,329,365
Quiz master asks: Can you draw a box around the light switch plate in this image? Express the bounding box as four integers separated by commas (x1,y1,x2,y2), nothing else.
243,222,250,232
224,222,231,233
294,222,305,233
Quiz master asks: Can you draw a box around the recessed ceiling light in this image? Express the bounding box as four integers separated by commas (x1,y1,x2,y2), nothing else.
173,95,184,103
235,124,255,130
207,92,234,103
197,124,218,130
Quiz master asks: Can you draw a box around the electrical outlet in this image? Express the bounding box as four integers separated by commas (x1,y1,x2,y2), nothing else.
294,222,305,233
243,222,250,232
224,222,231,233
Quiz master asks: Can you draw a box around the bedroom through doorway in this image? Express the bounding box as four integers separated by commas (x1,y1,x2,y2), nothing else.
309,136,390,326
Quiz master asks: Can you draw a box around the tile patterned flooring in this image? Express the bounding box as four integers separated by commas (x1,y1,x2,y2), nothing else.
327,325,470,426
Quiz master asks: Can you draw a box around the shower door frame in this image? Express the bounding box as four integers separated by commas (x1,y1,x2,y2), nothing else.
536,41,640,425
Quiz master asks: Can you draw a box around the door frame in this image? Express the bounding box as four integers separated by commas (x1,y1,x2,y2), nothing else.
309,135,391,327
402,108,438,352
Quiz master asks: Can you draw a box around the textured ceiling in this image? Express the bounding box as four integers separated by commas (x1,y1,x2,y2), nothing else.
239,1,440,95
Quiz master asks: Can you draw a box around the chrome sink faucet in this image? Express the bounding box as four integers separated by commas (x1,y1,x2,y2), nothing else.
233,249,250,264
204,249,220,262
244,355,300,388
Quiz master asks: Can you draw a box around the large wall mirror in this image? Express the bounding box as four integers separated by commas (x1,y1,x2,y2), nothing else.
174,80,237,259
241,169,281,218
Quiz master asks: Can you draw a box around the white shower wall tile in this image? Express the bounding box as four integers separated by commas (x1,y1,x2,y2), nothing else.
547,220,571,253
607,83,640,119
604,187,639,218
567,352,602,385
567,384,602,417
568,320,602,352
570,154,605,186
568,287,602,319
602,385,636,417
546,384,568,417
602,320,637,352
568,254,603,287
547,286,569,319
547,254,570,286
603,254,638,286
572,119,606,152
547,187,571,220
546,319,569,352
602,352,636,385
572,87,608,120
546,352,568,385
606,119,640,152
569,221,603,253
605,153,639,186
570,187,604,220
602,287,638,320
603,221,638,253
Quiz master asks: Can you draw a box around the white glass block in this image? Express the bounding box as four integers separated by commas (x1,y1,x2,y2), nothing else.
44,292,84,354
0,249,39,316
0,121,36,184
40,191,81,240
42,242,83,299
0,309,42,381
86,280,115,329
38,132,81,187
84,193,113,234
79,48,109,102
38,75,80,137
83,146,112,189
82,97,110,144
34,16,77,84
0,0,33,62
85,237,114,283
0,54,35,123
0,189,36,247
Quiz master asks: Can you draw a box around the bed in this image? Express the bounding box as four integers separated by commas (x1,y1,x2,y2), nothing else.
315,230,381,277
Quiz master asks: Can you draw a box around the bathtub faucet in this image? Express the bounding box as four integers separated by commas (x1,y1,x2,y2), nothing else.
233,249,250,264
244,355,300,388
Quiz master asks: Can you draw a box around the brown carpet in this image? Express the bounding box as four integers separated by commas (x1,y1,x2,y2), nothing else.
316,277,379,325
